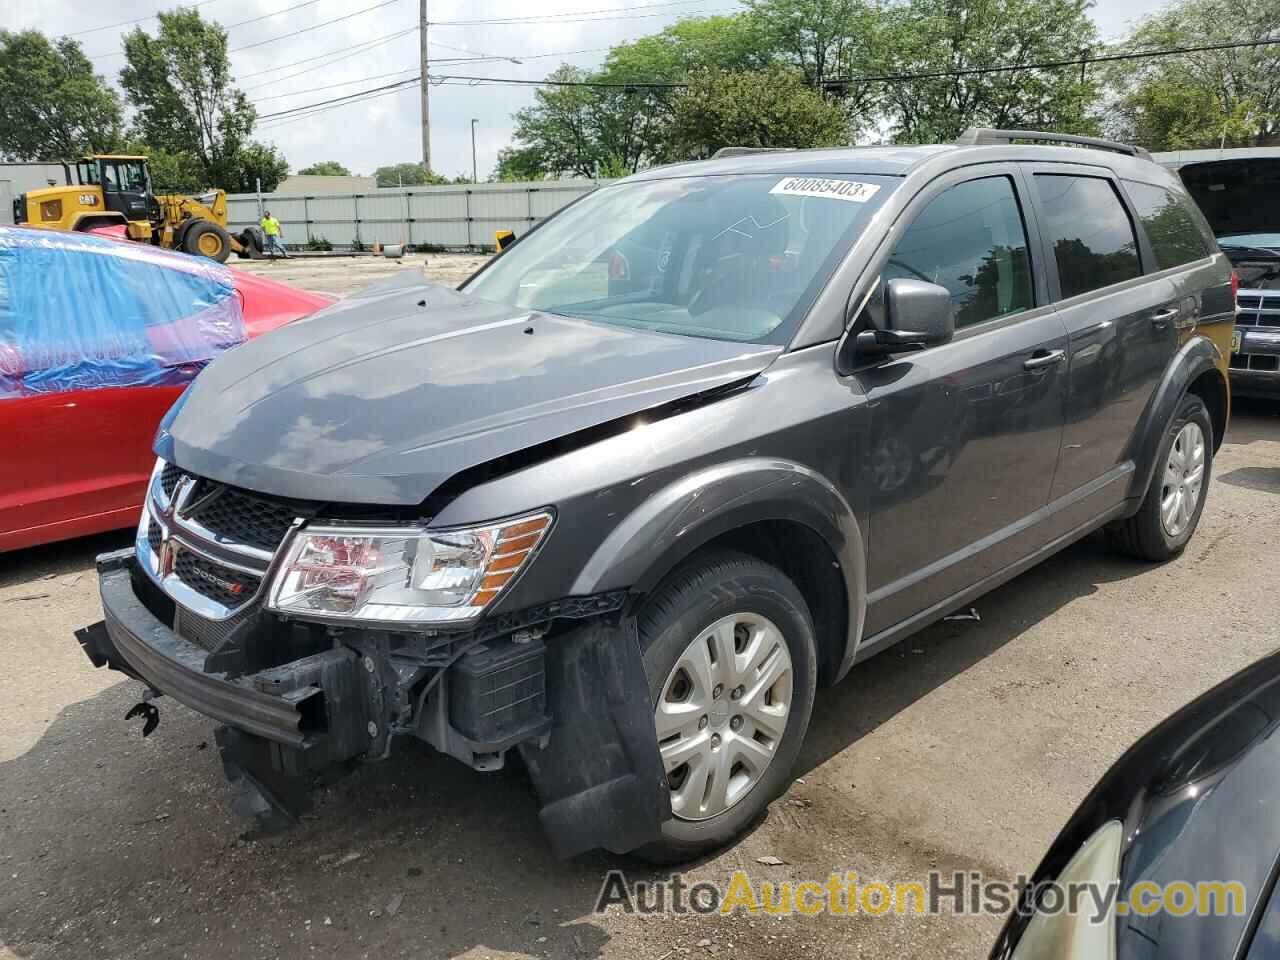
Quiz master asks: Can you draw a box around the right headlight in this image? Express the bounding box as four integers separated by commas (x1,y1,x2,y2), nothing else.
266,510,553,625
1011,819,1123,960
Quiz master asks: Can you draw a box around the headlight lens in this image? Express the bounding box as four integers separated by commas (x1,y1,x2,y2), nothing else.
266,511,552,624
1011,819,1123,960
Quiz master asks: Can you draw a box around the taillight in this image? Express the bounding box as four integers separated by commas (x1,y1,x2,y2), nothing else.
1231,270,1240,302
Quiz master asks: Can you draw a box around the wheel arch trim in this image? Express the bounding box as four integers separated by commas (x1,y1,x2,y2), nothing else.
570,457,867,681
1126,335,1225,502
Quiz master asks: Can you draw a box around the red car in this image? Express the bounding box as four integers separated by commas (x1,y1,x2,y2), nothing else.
0,227,333,552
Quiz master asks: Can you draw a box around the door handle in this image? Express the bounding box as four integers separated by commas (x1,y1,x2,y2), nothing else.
1024,348,1066,371
1150,306,1180,330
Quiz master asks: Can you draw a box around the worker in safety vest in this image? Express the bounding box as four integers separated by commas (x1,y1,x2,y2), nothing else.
260,210,289,259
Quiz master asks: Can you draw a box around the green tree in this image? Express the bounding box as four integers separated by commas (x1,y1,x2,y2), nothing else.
127,140,206,193
297,160,352,176
879,0,1099,143
602,14,770,81
743,0,884,105
0,30,123,160
220,141,290,193
493,146,546,181
507,65,658,177
666,69,851,159
1104,0,1280,149
120,9,280,189
373,161,447,187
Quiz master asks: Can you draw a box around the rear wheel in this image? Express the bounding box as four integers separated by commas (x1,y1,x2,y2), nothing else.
183,220,232,263
1108,394,1213,561
636,550,817,863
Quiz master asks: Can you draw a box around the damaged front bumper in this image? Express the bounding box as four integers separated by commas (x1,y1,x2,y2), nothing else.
76,547,669,857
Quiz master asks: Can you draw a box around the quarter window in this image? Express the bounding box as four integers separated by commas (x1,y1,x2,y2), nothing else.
1124,180,1209,270
884,176,1034,328
1034,175,1141,298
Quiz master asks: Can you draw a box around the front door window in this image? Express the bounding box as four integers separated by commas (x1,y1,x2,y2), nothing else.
885,175,1035,328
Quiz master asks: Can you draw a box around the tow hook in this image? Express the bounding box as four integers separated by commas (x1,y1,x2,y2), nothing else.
125,701,160,737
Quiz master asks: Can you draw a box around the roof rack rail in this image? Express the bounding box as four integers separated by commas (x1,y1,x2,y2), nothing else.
709,146,795,159
955,128,1152,160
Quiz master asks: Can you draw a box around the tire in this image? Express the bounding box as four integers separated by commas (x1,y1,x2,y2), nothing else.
240,226,265,259
1108,394,1213,561
635,550,818,863
183,220,232,263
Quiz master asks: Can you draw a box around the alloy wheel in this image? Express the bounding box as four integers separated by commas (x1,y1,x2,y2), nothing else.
654,612,793,821
1160,421,1206,538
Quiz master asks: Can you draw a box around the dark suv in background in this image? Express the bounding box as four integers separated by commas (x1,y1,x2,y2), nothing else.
78,129,1233,862
1160,147,1280,397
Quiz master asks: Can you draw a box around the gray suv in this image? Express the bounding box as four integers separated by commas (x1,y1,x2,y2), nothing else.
77,129,1234,862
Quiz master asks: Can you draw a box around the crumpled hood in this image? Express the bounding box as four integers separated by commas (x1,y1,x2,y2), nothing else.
159,281,781,505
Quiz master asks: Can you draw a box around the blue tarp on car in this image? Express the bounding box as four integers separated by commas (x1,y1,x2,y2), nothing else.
0,227,245,398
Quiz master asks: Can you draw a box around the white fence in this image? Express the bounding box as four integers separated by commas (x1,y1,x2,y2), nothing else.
226,179,609,250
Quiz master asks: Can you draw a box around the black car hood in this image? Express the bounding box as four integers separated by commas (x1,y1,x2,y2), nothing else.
159,282,781,506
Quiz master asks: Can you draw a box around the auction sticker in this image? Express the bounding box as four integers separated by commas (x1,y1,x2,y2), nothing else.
770,177,880,203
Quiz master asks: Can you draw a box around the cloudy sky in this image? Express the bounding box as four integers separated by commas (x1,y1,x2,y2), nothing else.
18,0,1170,181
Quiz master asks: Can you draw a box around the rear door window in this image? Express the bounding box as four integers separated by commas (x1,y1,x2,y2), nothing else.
1034,174,1142,299
884,175,1034,328
1124,180,1210,270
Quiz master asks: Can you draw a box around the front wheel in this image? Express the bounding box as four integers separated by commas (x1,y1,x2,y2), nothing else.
636,550,817,863
1108,394,1213,561
183,220,232,263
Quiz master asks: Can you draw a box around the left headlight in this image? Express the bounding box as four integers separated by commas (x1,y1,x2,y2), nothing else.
266,510,553,625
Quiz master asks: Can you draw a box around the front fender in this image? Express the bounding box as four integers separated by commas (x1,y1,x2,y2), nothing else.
1126,334,1225,503
570,457,867,680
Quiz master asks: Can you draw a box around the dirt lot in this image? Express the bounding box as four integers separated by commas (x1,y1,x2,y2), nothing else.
235,251,491,295
3,257,1279,959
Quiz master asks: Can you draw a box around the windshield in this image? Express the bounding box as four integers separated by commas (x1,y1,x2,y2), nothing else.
462,173,898,344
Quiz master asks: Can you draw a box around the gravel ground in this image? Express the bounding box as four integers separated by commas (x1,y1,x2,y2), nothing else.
234,251,491,296
2,257,1279,959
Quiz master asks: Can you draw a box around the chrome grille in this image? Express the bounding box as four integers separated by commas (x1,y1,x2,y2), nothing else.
1230,352,1280,372
173,547,262,608
138,459,299,625
182,481,297,553
1235,291,1280,328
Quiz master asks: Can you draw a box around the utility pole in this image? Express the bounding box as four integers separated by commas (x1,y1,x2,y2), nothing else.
471,119,478,183
419,0,430,173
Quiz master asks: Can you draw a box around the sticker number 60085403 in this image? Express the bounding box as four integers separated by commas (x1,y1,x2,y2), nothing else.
769,177,881,204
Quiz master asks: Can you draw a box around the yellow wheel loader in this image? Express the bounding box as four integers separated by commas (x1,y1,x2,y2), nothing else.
11,155,264,263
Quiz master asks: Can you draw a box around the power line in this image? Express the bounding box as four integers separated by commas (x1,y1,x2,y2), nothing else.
85,0,328,59
431,6,737,27
424,35,1280,90
248,44,617,101
430,41,614,61
249,69,420,105
65,0,224,38
252,33,1280,134
257,77,422,121
229,0,401,53
428,0,711,25
223,0,323,30
237,26,417,84
429,72,685,88
258,83,417,131
832,35,1280,84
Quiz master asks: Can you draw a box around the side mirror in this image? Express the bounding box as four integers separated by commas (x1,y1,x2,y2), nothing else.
856,278,955,357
